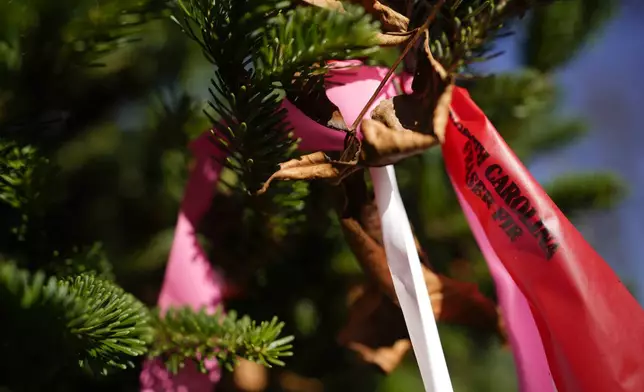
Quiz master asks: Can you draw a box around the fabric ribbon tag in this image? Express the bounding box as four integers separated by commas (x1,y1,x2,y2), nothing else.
140,133,226,392
443,86,644,392
311,62,454,390
452,184,555,392
371,166,453,392
144,63,644,392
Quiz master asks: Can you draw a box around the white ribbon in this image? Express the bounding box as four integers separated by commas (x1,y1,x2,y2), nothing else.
370,166,453,392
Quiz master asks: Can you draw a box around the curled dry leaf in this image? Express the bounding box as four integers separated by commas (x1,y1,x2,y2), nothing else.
341,212,397,296
288,70,350,133
360,118,438,166
337,283,410,373
257,152,339,194
260,3,449,191
336,172,503,333
335,172,505,372
371,30,454,143
233,359,269,392
279,371,324,392
337,171,396,299
375,30,416,46
424,270,501,335
339,274,506,373
337,171,433,302
353,339,413,374
257,150,361,195
351,0,410,32
256,132,362,195
262,112,438,191
354,29,453,166
299,0,345,11
300,0,411,38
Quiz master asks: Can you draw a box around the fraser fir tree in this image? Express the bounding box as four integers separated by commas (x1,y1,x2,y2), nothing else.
0,1,294,390
0,0,623,391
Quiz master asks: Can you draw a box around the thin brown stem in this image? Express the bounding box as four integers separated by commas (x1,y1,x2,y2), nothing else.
349,0,445,131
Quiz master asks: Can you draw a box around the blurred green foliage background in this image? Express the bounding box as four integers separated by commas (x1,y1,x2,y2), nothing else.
0,0,626,390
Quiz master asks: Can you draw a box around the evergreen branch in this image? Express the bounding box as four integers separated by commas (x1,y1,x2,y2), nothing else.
0,264,294,385
209,75,299,193
174,0,299,195
468,69,555,141
409,0,553,71
350,0,443,131
431,0,511,71
1,0,174,153
544,173,627,217
0,0,169,71
0,140,49,210
50,243,115,281
525,0,615,71
258,3,380,84
0,140,52,248
149,307,294,373
213,173,310,243
512,117,587,159
522,118,587,153
0,140,115,278
172,0,291,81
0,263,152,388
174,0,380,194
62,274,153,373
468,70,588,159
62,0,171,67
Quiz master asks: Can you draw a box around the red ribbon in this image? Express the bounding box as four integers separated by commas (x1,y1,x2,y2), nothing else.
444,87,644,392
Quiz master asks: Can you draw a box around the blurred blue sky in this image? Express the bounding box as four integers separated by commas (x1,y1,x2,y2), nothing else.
481,1,644,300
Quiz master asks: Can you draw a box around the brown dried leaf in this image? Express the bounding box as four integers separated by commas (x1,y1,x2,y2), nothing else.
337,173,502,331
300,0,410,34
349,0,409,32
371,31,454,142
338,171,397,297
257,152,340,194
299,0,344,11
341,202,501,331
425,271,501,334
336,174,505,372
279,371,324,392
257,149,361,194
337,171,433,301
233,359,268,392
341,218,396,295
288,71,350,132
375,30,416,46
337,132,362,164
337,284,410,373
350,339,413,374
339,271,506,373
360,118,438,166
354,31,453,166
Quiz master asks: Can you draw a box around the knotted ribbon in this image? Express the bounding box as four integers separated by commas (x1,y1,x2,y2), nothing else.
141,60,644,392
140,62,457,391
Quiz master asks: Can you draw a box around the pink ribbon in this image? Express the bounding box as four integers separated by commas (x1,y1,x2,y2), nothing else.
140,61,552,391
140,133,226,392
452,185,554,392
